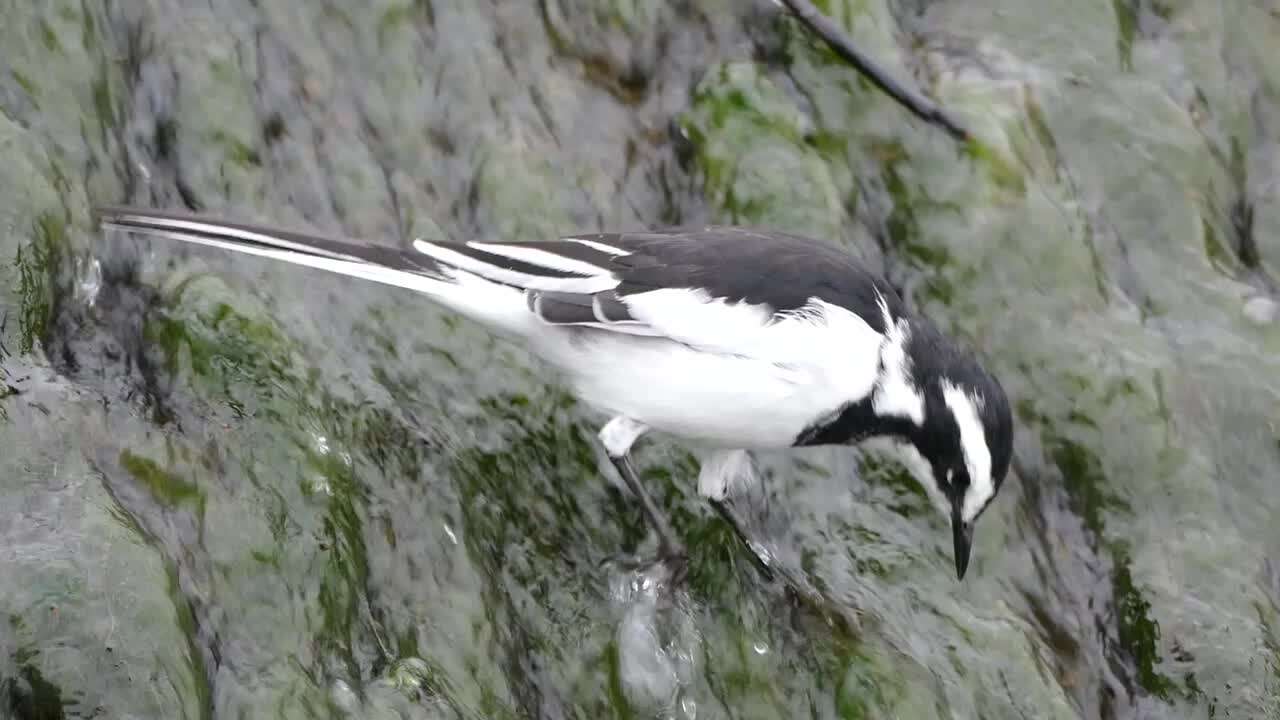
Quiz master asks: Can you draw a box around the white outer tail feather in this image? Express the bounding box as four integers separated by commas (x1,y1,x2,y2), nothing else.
100,224,445,295
96,210,545,341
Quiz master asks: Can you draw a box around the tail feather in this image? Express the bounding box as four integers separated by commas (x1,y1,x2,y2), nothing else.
92,205,545,337
93,205,448,294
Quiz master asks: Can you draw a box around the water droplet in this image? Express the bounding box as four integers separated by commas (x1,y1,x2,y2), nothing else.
309,475,333,496
681,696,698,719
753,641,769,655
77,257,102,307
443,523,458,545
748,541,774,567
1244,296,1277,325
390,657,431,691
329,679,358,712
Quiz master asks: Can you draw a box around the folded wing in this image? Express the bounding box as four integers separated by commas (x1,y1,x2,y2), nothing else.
411,228,901,365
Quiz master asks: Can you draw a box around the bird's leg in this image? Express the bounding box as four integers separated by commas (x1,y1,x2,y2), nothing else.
599,417,686,563
707,499,775,580
611,453,685,561
699,450,776,580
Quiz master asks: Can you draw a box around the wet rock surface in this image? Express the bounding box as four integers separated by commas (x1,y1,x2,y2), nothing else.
2,1,1279,718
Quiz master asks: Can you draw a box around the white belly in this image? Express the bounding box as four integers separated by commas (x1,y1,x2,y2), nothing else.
540,330,838,449
421,272,875,449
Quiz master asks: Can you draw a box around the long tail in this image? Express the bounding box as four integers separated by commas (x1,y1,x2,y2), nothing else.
93,205,451,294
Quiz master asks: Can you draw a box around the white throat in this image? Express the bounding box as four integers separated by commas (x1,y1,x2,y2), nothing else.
860,437,949,518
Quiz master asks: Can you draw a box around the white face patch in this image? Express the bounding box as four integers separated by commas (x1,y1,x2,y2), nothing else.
871,292,925,426
942,381,994,522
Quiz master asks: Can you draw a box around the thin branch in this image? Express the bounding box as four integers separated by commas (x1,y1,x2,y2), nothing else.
776,0,972,143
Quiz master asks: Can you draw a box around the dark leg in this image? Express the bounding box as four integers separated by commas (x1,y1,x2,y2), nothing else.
609,452,686,561
709,498,775,581
698,450,776,580
599,417,686,566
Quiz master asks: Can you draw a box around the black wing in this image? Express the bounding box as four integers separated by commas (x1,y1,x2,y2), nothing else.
493,228,904,335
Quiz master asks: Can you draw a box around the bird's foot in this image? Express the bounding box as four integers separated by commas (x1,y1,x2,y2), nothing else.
601,540,688,589
601,443,692,586
657,541,689,587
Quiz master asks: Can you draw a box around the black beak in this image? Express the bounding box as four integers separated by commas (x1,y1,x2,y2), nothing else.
952,509,973,580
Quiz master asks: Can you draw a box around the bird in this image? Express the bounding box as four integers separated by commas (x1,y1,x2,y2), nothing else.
93,205,1014,581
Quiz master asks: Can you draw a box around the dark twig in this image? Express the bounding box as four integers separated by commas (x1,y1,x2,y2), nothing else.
776,0,971,143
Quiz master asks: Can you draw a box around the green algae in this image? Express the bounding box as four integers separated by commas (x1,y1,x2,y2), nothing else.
119,449,204,509
14,212,67,355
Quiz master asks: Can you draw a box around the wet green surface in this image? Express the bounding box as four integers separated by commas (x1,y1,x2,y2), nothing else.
3,1,1280,718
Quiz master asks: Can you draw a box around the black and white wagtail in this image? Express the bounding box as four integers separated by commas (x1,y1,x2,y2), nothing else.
94,206,1013,581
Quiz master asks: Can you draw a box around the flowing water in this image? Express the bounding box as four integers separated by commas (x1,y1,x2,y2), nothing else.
2,1,1279,718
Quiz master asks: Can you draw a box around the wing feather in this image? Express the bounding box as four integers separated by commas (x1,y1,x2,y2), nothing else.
465,242,618,277
418,227,903,364
411,240,619,293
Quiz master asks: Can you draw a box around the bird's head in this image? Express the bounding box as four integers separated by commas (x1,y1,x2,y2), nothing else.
868,312,1014,580
820,294,1015,580
910,365,1014,580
